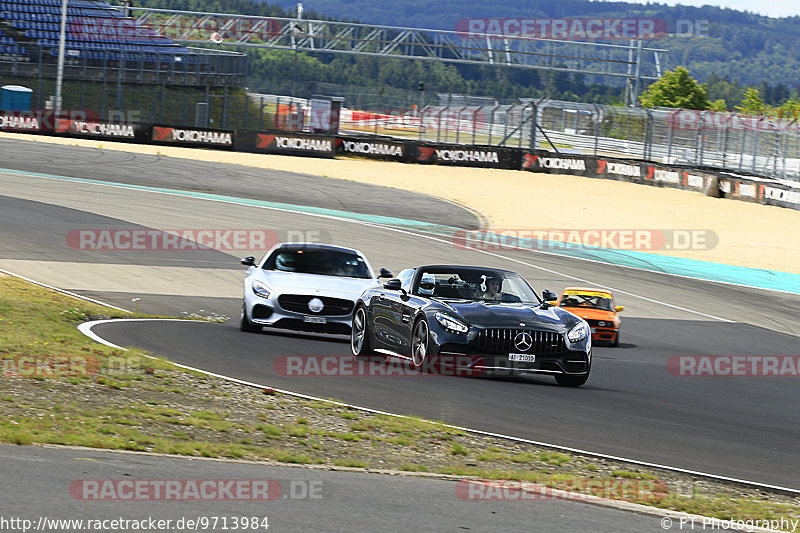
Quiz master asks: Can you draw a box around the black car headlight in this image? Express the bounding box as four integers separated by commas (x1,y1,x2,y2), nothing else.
251,280,272,299
567,322,589,343
435,312,469,334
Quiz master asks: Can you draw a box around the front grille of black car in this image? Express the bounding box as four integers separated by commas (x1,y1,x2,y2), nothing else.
475,329,566,355
277,295,354,316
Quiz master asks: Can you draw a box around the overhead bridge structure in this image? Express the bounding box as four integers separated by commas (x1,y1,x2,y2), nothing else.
131,7,667,101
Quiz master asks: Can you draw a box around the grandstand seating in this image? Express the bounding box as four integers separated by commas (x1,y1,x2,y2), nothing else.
0,0,194,63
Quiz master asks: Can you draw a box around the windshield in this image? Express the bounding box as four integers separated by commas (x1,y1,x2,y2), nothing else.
264,249,372,279
560,292,613,311
416,268,540,304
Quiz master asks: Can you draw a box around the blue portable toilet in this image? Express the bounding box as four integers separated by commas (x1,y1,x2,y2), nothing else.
1,85,33,111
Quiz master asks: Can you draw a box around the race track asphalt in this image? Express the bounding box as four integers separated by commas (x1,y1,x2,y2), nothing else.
1,136,799,495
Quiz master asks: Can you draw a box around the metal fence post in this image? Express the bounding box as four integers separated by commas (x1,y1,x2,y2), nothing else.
697,111,707,166
488,105,498,146
502,106,509,147
593,104,601,156
260,96,264,130
455,106,466,144
243,93,248,130
160,82,167,124
751,123,761,172
720,117,729,168
418,106,425,141
472,106,481,145
738,116,747,170
151,85,158,123
222,85,228,129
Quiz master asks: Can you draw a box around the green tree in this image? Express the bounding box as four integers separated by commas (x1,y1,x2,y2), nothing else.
639,66,710,110
736,87,765,114
709,99,728,111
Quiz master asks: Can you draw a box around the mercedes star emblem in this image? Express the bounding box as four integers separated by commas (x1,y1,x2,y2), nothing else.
514,332,533,352
308,298,324,313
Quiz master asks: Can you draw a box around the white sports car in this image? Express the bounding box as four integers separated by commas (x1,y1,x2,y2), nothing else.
240,243,392,334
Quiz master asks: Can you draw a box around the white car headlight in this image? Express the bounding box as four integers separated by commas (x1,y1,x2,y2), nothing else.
252,280,272,299
567,322,589,343
435,312,469,334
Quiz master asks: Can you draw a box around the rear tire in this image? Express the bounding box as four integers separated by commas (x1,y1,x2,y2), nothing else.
240,300,261,333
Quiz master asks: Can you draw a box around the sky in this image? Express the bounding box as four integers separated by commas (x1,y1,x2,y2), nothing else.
657,0,799,18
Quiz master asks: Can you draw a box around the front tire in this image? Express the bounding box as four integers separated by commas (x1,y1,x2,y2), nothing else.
240,300,261,333
611,331,620,347
351,306,376,358
411,318,430,368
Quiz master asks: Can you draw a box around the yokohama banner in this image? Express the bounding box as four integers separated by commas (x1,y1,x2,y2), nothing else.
522,152,598,175
335,136,408,161
55,119,146,142
237,130,335,158
152,125,235,149
411,144,516,169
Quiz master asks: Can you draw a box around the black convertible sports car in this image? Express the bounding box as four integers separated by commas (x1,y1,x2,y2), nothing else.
351,265,592,387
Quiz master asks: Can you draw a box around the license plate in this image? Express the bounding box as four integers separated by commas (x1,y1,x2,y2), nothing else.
303,316,327,324
508,353,536,363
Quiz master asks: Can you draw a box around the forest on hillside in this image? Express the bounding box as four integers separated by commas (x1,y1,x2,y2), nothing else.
124,0,800,108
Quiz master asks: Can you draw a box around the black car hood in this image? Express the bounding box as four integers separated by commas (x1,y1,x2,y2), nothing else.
434,300,580,331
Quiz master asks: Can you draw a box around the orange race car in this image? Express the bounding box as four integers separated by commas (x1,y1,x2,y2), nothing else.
552,287,624,346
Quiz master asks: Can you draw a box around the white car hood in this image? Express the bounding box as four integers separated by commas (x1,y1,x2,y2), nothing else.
259,270,378,297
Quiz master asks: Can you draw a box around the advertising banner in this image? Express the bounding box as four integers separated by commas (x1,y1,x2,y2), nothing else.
335,136,408,161
412,144,514,169
151,125,235,149
238,130,336,158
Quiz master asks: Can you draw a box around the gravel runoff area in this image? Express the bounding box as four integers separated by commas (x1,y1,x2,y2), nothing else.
1,131,798,275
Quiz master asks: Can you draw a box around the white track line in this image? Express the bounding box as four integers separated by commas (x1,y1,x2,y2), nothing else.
79,316,799,496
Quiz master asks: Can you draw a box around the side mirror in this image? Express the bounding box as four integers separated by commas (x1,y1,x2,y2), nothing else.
615,305,624,312
546,300,558,306
241,256,256,267
378,268,393,279
542,289,558,302
383,278,402,290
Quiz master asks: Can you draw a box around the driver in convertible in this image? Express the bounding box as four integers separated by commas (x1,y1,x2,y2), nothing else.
477,276,502,300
